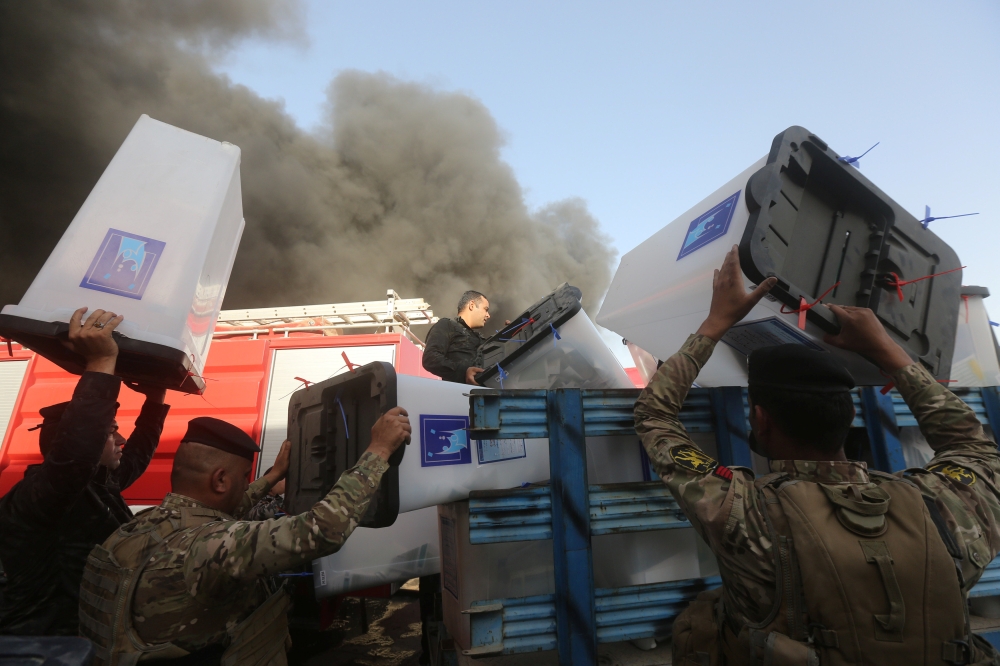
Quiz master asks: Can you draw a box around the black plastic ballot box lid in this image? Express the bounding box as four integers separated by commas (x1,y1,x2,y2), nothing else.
475,283,583,385
739,126,962,379
284,361,404,527
0,314,205,394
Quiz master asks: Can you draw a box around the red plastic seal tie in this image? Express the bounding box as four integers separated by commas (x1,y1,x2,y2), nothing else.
879,369,895,394
506,317,536,338
884,266,965,302
780,282,841,330
342,351,358,373
294,376,313,387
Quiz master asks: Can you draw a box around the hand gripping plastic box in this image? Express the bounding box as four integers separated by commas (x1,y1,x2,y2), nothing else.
598,126,963,386
0,115,244,394
288,349,646,595
284,362,553,525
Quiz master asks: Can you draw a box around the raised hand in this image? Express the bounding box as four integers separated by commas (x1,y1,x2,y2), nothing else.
696,246,777,341
263,440,292,487
64,307,123,374
366,407,412,461
124,381,167,404
823,304,913,372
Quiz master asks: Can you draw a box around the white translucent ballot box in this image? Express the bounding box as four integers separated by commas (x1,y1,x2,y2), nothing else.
312,505,440,598
476,284,634,391
284,363,551,526
0,115,244,394
597,126,963,386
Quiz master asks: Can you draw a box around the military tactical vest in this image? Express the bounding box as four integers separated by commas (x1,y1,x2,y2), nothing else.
79,506,291,666
678,471,995,666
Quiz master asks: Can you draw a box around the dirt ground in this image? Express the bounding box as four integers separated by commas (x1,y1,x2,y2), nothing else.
290,590,425,666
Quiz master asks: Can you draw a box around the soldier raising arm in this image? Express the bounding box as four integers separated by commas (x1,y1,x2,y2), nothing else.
79,409,411,666
635,245,1000,665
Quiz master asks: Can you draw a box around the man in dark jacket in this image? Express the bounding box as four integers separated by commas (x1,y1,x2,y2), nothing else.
0,307,169,636
422,290,492,385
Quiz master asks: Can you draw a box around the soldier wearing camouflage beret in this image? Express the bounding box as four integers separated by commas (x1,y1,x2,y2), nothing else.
636,246,1000,665
78,408,411,665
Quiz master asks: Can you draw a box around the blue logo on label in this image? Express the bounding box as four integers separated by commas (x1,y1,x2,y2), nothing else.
420,415,472,467
80,229,166,300
677,191,741,260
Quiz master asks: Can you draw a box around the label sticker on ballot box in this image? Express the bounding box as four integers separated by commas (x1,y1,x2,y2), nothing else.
420,415,472,467
477,438,527,464
80,228,166,300
721,316,823,356
677,191,740,260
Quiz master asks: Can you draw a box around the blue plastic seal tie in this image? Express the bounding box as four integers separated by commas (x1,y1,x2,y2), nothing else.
838,141,879,169
919,205,979,229
335,397,349,440
496,363,508,390
549,323,561,346
278,572,314,578
991,321,999,327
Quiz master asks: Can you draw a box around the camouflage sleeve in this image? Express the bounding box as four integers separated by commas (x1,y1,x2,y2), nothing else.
634,334,775,618
184,452,389,601
232,476,273,520
892,362,1000,589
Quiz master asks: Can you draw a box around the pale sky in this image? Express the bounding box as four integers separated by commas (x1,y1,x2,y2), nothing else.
215,0,1000,366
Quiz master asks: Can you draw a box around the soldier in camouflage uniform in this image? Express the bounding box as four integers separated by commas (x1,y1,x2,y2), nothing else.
636,246,1000,665
78,409,411,666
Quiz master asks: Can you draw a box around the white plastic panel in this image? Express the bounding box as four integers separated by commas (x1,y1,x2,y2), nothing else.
0,360,28,454
312,505,440,598
2,115,244,378
950,294,1000,387
395,374,551,512
258,345,395,476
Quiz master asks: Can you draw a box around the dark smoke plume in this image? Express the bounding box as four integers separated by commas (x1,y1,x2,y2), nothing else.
0,1,615,326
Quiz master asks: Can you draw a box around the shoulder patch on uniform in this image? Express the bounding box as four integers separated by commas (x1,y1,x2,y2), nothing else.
927,463,976,486
669,444,718,474
713,465,733,481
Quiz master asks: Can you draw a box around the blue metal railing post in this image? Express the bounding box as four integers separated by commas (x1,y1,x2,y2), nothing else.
861,386,906,472
547,389,597,665
710,387,753,468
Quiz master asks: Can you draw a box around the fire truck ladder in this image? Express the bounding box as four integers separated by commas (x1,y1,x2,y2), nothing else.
213,289,437,348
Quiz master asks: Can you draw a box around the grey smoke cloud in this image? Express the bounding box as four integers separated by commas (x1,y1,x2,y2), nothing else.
0,1,615,326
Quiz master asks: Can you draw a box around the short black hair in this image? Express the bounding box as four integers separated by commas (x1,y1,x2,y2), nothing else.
457,290,486,313
748,386,855,454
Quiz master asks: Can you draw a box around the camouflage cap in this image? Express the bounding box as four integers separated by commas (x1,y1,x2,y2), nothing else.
748,344,855,393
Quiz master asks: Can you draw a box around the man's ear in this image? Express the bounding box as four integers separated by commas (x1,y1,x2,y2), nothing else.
753,404,770,437
209,467,228,495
